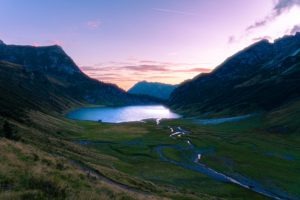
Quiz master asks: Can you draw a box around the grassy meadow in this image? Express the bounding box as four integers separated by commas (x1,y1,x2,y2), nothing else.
0,106,299,199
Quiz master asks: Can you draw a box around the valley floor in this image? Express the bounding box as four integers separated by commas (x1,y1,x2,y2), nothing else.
0,109,299,200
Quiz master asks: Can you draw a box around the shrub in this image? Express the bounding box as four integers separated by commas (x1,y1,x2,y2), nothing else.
2,120,20,140
3,121,13,139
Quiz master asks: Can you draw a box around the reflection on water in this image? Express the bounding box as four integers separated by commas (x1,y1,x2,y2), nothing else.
66,105,180,123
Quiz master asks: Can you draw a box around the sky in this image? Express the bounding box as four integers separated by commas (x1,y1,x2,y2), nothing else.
0,0,300,90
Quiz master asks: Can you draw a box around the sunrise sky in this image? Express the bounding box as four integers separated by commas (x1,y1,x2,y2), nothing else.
0,0,300,89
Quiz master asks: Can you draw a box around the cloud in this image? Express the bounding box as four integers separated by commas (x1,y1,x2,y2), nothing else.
91,75,140,82
139,60,158,64
274,0,300,14
252,36,273,42
228,36,236,44
289,24,300,34
182,68,212,73
246,19,270,31
81,62,212,74
123,65,168,72
153,8,198,16
80,66,98,71
80,60,212,89
86,20,101,30
247,0,300,30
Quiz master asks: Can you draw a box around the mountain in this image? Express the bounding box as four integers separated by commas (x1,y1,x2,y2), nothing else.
169,33,300,116
128,81,177,100
0,41,154,121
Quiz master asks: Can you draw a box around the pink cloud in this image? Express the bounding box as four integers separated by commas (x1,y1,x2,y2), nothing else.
182,68,212,73
123,65,168,72
80,60,212,89
81,62,212,74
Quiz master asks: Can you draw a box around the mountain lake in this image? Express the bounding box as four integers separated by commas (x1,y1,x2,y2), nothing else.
66,105,181,123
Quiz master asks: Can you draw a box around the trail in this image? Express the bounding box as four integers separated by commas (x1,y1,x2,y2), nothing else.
69,160,160,199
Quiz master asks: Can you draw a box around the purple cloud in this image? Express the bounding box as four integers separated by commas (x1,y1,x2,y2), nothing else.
252,36,272,42
290,24,300,34
228,36,236,44
153,8,198,16
247,0,300,30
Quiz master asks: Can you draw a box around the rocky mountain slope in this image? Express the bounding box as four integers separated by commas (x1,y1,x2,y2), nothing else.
169,33,300,116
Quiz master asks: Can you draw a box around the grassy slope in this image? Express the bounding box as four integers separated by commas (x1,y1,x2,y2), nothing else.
0,60,82,122
0,111,266,200
0,114,161,200
62,100,299,199
0,100,299,199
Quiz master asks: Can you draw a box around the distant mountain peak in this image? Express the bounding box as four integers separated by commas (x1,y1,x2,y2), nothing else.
0,40,5,45
128,81,177,100
139,80,176,86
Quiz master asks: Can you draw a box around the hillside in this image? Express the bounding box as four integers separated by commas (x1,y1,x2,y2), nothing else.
0,41,261,199
128,81,177,100
0,39,300,199
169,33,300,116
0,41,154,121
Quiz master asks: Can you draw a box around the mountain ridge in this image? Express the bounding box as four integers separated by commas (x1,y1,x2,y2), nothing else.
169,33,300,116
0,41,155,121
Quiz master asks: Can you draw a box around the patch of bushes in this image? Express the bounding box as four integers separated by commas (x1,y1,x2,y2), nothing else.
1,120,21,140
21,175,68,199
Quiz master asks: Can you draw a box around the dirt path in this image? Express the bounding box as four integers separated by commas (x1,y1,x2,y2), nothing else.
69,160,164,200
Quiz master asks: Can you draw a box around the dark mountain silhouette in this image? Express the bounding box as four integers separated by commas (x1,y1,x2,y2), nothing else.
128,81,177,100
169,33,300,116
0,41,154,121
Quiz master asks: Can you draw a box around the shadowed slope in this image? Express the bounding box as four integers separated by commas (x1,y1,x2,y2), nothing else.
169,33,300,116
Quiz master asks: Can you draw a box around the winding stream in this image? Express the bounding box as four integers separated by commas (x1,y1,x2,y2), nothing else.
156,124,296,200
72,112,297,200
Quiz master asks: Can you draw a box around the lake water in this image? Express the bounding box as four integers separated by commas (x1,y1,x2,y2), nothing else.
66,105,181,123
